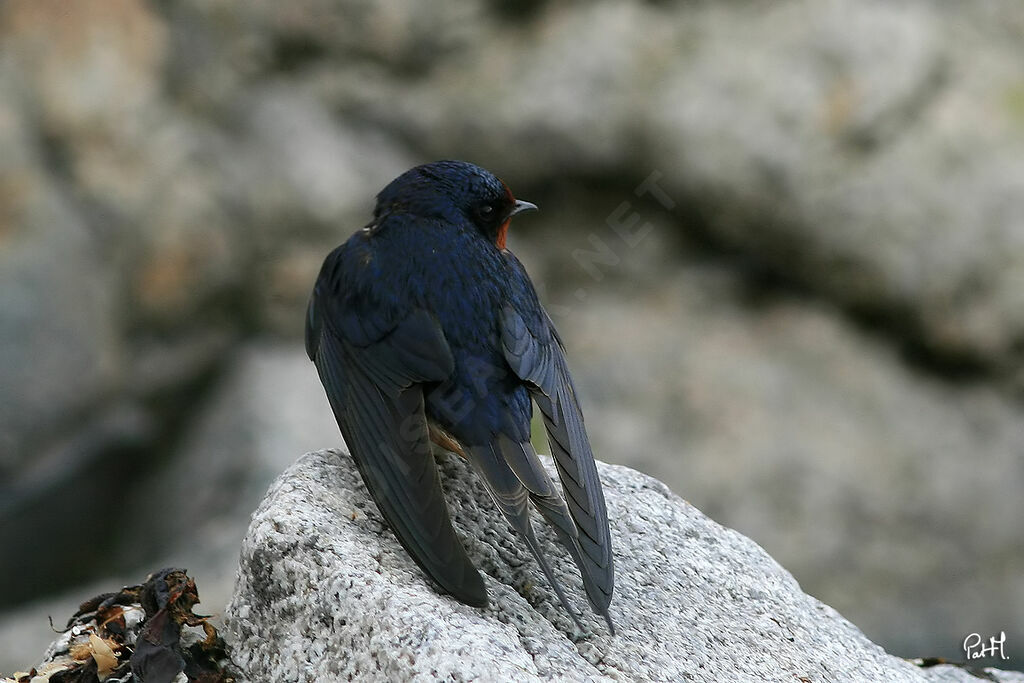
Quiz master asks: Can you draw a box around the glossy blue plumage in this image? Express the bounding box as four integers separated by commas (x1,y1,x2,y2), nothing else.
306,160,615,631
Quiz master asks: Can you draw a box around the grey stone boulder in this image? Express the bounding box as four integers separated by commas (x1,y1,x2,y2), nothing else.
534,262,1024,661
0,344,339,674
350,0,1024,373
224,449,1022,682
115,343,341,616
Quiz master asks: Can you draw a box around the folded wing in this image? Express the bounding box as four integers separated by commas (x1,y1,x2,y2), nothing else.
500,303,615,628
306,293,488,607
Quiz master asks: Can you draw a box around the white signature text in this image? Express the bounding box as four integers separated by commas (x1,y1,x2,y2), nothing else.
963,631,1009,661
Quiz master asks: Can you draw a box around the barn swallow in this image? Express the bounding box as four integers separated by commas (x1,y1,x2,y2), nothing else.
305,160,615,632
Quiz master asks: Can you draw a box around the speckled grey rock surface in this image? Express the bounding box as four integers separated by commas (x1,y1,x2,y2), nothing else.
224,449,1023,682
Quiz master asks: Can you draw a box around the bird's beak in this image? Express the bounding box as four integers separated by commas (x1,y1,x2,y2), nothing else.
509,199,538,217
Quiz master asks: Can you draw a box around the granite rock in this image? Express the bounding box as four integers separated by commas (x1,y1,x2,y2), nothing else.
224,449,1023,682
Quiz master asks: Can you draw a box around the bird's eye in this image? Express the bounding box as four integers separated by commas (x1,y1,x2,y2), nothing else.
477,203,496,220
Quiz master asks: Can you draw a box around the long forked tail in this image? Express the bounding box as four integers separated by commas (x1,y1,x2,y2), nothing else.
468,438,615,633
530,488,616,635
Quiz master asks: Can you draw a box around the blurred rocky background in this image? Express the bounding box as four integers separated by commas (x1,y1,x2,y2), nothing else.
1,0,1022,672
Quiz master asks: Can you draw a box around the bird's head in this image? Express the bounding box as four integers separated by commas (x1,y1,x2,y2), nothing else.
374,160,537,249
